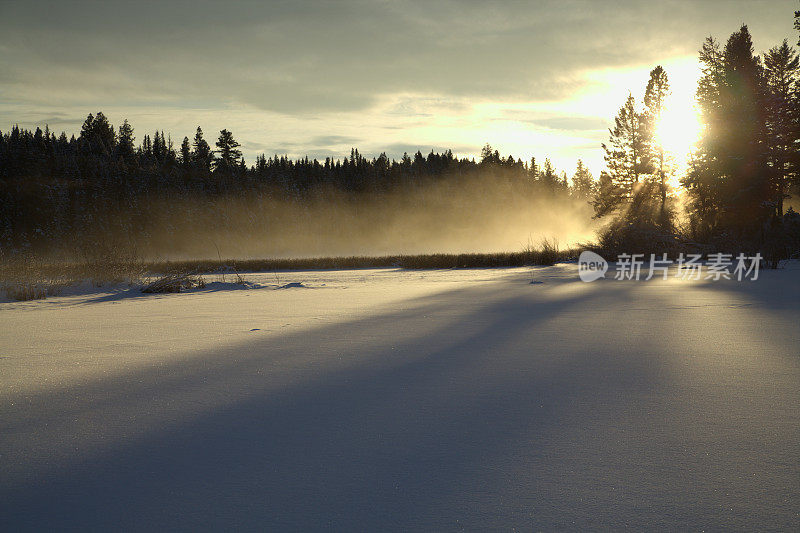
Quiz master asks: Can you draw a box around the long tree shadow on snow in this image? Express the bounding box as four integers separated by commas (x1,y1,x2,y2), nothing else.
692,262,800,312
0,276,694,531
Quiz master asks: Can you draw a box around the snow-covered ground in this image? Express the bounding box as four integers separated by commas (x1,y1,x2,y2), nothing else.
1,264,799,530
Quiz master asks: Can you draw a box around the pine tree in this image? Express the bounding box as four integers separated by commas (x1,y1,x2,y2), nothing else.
683,37,725,235
592,171,625,217
192,127,213,173
719,25,770,232
141,134,152,158
213,129,242,172
179,137,191,168
153,130,163,162
480,143,499,165
571,159,595,199
540,158,559,190
764,39,799,216
686,27,771,238
795,9,800,47
116,119,135,161
643,66,671,223
79,112,116,154
598,93,648,214
79,113,95,140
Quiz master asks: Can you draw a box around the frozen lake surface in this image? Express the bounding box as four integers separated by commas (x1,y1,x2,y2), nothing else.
2,264,799,530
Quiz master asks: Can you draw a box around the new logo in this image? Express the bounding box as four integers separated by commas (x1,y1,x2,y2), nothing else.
578,251,607,282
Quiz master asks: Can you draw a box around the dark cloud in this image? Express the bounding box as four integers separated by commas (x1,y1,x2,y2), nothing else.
241,140,276,152
1,0,795,114
308,135,361,146
33,116,81,127
261,145,302,156
384,96,471,117
526,116,609,131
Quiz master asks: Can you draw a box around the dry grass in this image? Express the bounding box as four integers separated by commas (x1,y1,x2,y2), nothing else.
1,245,147,301
141,273,206,293
0,255,79,301
152,245,577,275
1,240,576,301
522,237,560,266
80,244,147,286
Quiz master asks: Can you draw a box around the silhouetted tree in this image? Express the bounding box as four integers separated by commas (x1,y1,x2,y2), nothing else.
685,26,771,239
539,158,560,191
153,130,166,162
643,65,672,226
795,8,800,46
214,129,242,173
480,143,501,166
597,93,647,215
80,112,115,154
682,37,725,237
116,119,135,162
179,136,191,168
763,39,799,217
192,127,213,173
571,159,595,199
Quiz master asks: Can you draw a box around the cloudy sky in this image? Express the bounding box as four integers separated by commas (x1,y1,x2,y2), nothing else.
0,0,797,175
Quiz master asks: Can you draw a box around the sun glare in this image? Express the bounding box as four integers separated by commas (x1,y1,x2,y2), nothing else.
654,97,702,168
652,59,703,173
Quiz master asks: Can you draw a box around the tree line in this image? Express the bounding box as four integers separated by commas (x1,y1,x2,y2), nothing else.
1,11,798,260
0,113,593,257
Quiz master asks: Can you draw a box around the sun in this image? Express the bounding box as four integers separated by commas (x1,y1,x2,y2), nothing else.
654,98,702,168
652,60,704,174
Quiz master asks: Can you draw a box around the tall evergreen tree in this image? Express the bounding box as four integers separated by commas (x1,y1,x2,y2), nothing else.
179,136,191,168
480,143,500,166
152,130,164,161
685,26,770,237
192,127,213,173
795,8,800,46
79,113,94,139
116,119,135,161
539,158,559,190
79,111,116,154
643,66,671,223
571,159,595,199
764,39,799,216
213,129,242,172
592,171,625,218
597,93,648,214
719,25,769,232
683,37,725,236
141,134,152,157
